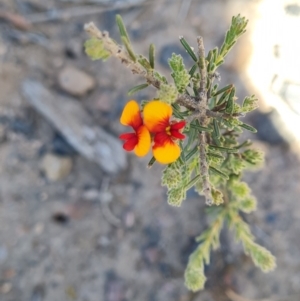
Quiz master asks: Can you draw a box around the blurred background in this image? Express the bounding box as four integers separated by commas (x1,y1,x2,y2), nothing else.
0,0,300,300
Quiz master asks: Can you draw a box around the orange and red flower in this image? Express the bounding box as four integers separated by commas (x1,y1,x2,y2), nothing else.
119,100,151,157
143,101,185,164
119,100,186,164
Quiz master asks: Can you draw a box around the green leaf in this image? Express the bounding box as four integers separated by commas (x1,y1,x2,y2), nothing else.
207,60,216,72
169,53,191,93
161,164,181,189
242,95,259,112
211,188,224,206
190,120,213,132
239,196,257,213
184,265,206,292
239,123,257,133
167,187,186,207
217,88,231,105
213,119,220,138
121,36,136,61
157,83,178,104
147,156,156,168
213,84,233,97
84,38,110,61
179,36,198,62
242,149,264,167
128,83,149,96
185,145,198,161
209,166,229,180
116,14,131,42
185,175,201,190
185,126,197,150
207,151,224,159
225,86,236,114
149,43,155,69
212,47,218,62
189,64,197,77
138,55,152,69
244,241,276,272
230,181,250,198
153,71,168,84
206,49,213,62
227,154,247,174
236,139,252,149
208,144,238,153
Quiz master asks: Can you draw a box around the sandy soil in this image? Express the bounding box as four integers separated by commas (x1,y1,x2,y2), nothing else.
0,1,300,301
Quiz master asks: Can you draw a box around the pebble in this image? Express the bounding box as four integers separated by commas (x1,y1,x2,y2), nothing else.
40,153,72,181
58,66,96,97
3,269,15,280
124,211,135,229
0,282,12,294
82,189,100,201
94,92,113,113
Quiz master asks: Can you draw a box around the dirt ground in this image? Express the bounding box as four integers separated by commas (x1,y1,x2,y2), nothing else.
1,1,300,301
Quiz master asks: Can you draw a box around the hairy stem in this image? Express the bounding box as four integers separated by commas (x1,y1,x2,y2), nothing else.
196,36,212,204
84,22,161,88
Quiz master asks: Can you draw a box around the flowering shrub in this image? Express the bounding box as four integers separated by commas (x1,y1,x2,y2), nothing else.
84,15,276,292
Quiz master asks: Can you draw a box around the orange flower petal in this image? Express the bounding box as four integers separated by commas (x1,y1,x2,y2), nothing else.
153,140,181,164
120,100,143,130
134,125,151,157
143,101,172,132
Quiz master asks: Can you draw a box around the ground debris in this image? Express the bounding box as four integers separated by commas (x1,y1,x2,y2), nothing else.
40,153,72,181
22,80,127,174
58,66,96,97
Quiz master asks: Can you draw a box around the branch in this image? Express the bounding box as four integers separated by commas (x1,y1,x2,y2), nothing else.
196,36,212,205
84,22,161,88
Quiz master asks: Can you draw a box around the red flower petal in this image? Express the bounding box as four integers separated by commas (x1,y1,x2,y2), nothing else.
153,131,170,147
170,130,185,140
122,135,138,151
119,133,136,140
171,120,186,130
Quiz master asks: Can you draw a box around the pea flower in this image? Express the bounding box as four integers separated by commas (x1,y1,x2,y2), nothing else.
119,100,151,156
143,100,186,164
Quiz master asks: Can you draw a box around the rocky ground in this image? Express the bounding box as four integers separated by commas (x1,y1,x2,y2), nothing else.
0,0,300,301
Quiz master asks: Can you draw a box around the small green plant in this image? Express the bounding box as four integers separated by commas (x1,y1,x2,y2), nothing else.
84,14,276,291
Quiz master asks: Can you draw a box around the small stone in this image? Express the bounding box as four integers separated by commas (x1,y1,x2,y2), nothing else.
94,92,113,112
83,189,100,201
41,153,72,181
0,282,12,294
124,211,135,228
3,269,15,280
34,223,45,235
98,236,111,247
58,66,96,97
